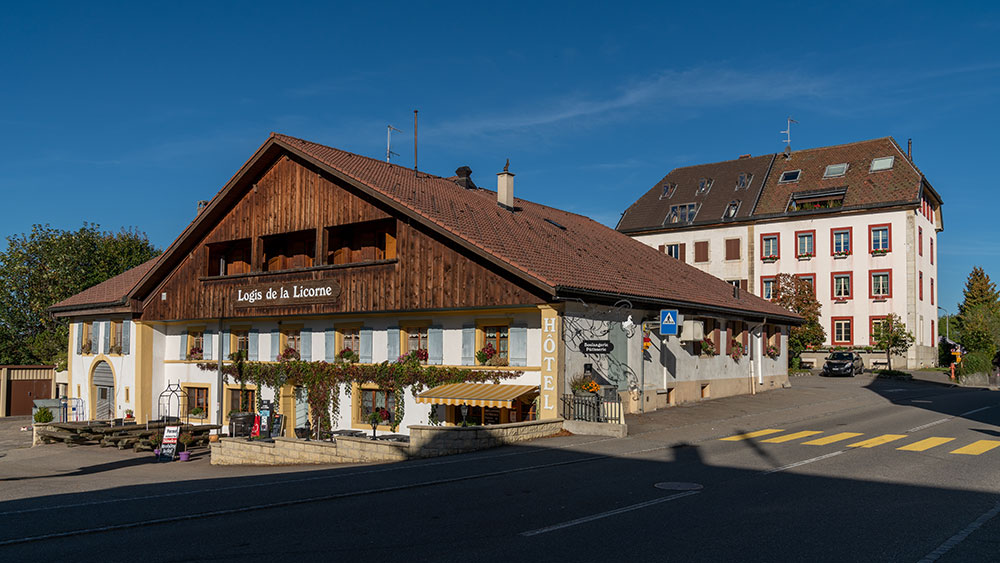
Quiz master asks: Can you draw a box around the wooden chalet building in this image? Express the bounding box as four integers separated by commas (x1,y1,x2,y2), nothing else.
50,133,799,434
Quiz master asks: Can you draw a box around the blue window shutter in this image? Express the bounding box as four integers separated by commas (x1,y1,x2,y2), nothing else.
301,328,312,361
180,330,188,359
103,321,111,354
76,323,83,355
461,325,475,365
222,330,230,360
204,330,213,361
122,320,131,355
428,326,443,365
387,327,400,361
324,329,336,361
360,328,373,363
90,324,99,356
248,329,259,361
271,330,280,361
509,324,527,366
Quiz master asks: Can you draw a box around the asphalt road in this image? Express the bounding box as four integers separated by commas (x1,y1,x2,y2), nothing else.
2,375,998,562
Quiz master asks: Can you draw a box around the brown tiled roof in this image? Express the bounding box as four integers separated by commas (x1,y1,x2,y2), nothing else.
617,154,775,232
50,256,161,312
754,137,921,216
272,134,797,321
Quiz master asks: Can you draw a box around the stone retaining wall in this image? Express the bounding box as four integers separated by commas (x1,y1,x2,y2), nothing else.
210,418,567,466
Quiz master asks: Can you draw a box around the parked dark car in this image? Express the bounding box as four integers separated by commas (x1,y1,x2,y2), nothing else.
823,351,864,376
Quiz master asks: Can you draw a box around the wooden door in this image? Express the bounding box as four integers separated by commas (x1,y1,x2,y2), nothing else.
8,379,51,416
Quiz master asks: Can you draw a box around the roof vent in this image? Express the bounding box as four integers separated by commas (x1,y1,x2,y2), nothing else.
454,166,477,189
197,200,209,214
738,153,751,159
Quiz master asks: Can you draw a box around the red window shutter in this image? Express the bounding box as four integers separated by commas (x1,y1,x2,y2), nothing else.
695,241,709,263
679,243,686,262
725,238,740,260
739,279,748,291
658,244,665,253
726,326,733,354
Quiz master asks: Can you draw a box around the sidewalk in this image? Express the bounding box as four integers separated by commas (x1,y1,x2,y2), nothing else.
0,416,34,456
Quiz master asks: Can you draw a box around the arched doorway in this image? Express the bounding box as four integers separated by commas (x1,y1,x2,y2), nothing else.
93,361,115,420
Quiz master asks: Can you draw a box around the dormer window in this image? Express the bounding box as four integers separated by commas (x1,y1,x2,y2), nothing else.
778,170,801,183
736,173,752,190
659,183,677,200
786,188,847,213
723,200,741,219
665,203,699,225
870,156,894,172
823,163,848,178
696,178,713,195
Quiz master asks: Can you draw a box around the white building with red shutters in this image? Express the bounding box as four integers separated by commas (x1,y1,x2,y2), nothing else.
618,137,943,369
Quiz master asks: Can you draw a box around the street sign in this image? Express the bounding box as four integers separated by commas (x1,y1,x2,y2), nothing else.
578,340,614,354
660,309,679,336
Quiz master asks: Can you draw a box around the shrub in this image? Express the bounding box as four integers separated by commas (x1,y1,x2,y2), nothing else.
33,407,54,423
959,350,994,378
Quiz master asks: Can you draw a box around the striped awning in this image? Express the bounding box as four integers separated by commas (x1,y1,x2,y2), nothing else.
415,383,539,409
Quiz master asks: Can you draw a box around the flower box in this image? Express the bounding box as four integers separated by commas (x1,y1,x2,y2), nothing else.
761,256,778,263
870,249,889,256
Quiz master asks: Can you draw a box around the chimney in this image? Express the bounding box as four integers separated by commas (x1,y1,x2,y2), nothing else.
454,166,476,189
497,159,514,210
197,200,209,214
738,153,751,159
907,138,912,161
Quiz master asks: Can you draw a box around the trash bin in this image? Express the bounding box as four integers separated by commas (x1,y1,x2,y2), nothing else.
229,413,254,437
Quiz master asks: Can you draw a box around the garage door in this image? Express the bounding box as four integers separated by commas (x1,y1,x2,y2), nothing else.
8,379,52,416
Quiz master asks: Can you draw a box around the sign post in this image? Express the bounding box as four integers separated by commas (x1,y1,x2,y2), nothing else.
159,425,180,462
660,309,679,336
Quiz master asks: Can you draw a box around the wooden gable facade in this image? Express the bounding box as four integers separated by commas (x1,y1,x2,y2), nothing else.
139,152,547,322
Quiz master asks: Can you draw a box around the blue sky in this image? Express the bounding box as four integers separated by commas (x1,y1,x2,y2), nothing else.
1,1,997,313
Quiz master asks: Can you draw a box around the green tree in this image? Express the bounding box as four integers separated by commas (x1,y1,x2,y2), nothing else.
771,273,825,365
871,313,915,372
0,223,160,368
957,267,1000,335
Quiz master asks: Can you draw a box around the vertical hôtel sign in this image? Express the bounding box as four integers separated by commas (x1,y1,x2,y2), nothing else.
539,306,562,419
233,279,342,308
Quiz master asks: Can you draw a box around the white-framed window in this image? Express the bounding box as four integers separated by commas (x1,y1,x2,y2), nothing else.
833,274,852,299
736,172,752,190
665,244,680,259
833,319,852,344
833,229,851,255
659,183,676,199
667,203,698,224
870,156,894,172
871,226,890,251
796,232,814,257
761,278,775,300
824,163,849,178
779,170,801,183
723,200,741,219
872,272,891,297
696,178,713,195
762,235,778,259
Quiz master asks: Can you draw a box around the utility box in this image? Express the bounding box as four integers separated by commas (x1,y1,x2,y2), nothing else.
679,320,704,342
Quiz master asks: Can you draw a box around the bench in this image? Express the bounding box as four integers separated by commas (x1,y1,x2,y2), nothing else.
799,359,816,369
871,360,888,370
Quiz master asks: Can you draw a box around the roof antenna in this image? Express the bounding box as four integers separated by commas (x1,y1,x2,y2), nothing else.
413,109,418,177
780,116,798,151
386,125,402,163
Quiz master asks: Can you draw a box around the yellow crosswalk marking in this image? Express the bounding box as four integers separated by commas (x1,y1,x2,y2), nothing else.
761,431,823,443
898,437,955,451
951,440,1000,455
846,434,907,448
802,432,863,445
720,429,784,441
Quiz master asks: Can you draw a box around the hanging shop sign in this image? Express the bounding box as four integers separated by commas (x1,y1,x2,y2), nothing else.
578,340,614,354
233,279,342,308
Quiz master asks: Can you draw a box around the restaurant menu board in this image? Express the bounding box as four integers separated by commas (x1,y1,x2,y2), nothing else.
159,426,180,462
483,408,501,425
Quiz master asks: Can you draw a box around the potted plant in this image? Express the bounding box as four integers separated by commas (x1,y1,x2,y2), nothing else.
476,343,509,366
187,346,203,360
569,374,600,396
178,432,194,461
124,409,134,420
701,337,717,356
278,347,300,362
765,345,780,359
150,433,162,457
337,347,360,363
110,344,123,355
33,407,54,424
729,340,746,361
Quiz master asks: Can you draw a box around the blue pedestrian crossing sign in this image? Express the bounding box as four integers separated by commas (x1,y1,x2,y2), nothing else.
660,309,679,335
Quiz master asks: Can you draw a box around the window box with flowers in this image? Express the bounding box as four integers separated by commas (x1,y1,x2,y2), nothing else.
871,249,889,256
796,252,814,261
278,347,300,362
761,255,778,263
398,349,428,364
187,346,203,361
729,340,745,361
765,345,780,359
475,343,508,367
833,250,851,259
700,338,717,357
337,347,360,363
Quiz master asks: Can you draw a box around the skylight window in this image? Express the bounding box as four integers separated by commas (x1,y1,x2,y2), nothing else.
824,163,849,178
696,178,713,195
659,183,677,200
723,200,741,219
736,172,752,190
665,203,699,225
870,156,894,172
778,170,801,183
544,218,567,230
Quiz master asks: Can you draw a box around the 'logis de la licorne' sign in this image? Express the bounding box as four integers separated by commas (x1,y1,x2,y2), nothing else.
578,340,614,354
233,279,341,308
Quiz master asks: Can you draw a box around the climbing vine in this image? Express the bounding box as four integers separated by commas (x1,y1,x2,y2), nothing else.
199,350,521,435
